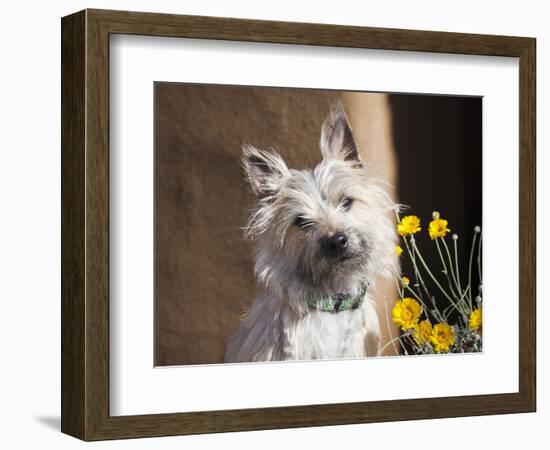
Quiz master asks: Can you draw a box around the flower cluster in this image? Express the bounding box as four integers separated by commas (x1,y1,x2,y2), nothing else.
384,212,483,355
391,296,456,353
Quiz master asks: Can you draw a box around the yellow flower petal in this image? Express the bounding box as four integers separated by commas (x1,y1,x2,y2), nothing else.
392,298,422,330
395,245,403,256
413,320,432,346
469,307,482,331
397,215,421,236
429,323,455,353
428,218,451,240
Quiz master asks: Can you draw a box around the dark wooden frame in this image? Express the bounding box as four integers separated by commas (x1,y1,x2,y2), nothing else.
61,8,536,441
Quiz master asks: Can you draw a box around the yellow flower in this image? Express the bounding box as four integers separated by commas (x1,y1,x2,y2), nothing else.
428,218,451,239
392,298,422,330
395,245,403,256
413,320,432,346
397,215,421,236
401,276,410,286
430,323,455,353
469,307,482,331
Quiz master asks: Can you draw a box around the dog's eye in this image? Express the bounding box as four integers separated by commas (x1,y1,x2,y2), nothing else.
341,197,354,211
294,216,313,230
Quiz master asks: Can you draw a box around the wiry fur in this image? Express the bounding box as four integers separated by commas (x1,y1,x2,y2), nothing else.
225,105,398,363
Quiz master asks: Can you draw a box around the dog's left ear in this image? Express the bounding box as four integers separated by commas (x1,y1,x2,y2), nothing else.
319,105,361,166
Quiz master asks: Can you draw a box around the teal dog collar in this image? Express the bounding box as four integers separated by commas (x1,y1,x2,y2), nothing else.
306,283,368,313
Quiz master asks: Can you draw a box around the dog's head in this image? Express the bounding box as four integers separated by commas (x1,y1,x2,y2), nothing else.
242,105,397,294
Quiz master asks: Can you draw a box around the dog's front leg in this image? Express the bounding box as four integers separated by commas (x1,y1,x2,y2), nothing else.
363,297,382,357
275,308,301,361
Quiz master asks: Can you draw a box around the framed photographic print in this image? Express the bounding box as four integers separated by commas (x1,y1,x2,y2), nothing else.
61,9,536,440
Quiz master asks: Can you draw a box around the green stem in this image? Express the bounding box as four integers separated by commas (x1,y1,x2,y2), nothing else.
435,238,458,299
402,235,431,301
467,232,478,311
394,276,404,300
442,288,470,320
378,334,403,356
404,285,445,323
402,332,421,354
384,292,400,356
411,237,455,305
453,237,462,296
477,233,483,285
441,237,462,297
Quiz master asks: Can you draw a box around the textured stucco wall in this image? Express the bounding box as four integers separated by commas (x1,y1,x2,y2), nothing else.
154,84,342,365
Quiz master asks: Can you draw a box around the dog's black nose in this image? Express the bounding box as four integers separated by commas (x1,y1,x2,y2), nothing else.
322,233,348,258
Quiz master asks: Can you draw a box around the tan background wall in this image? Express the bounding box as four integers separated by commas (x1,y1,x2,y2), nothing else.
154,84,344,365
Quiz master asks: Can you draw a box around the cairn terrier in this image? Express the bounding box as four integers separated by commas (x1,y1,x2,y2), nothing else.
225,105,398,363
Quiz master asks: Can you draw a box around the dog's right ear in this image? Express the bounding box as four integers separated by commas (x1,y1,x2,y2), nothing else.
242,145,289,201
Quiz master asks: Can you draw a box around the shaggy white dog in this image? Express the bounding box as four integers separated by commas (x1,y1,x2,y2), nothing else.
225,106,398,362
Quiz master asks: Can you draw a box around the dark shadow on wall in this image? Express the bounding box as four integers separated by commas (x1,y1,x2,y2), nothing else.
390,94,482,319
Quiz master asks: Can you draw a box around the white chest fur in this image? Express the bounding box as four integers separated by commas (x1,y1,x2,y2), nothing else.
225,293,381,362
288,294,380,360
291,309,368,359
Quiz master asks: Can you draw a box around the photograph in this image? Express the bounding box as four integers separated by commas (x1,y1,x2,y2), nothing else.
153,83,482,366
1,0,542,446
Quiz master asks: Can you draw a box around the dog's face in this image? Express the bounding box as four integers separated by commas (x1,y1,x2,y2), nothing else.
243,106,396,292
